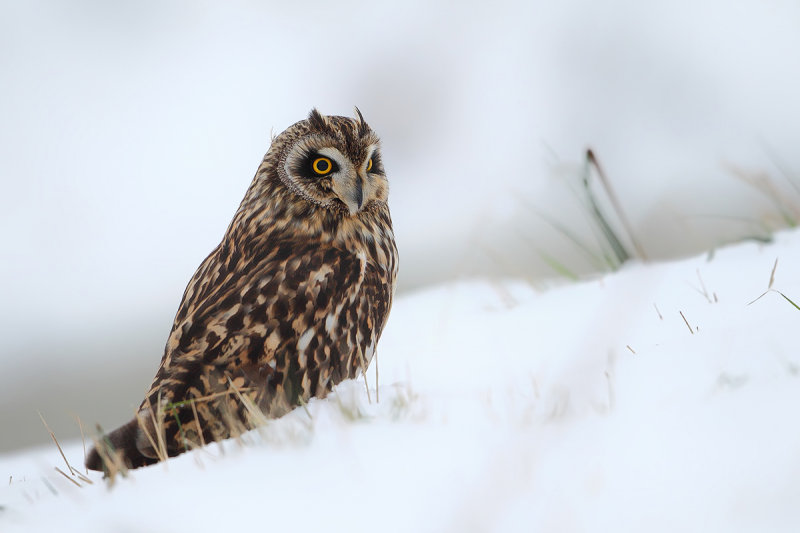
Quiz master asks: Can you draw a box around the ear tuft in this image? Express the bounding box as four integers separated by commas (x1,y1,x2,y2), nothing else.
353,106,370,136
308,108,328,130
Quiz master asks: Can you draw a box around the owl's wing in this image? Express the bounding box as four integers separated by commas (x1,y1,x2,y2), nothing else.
150,240,389,397
86,240,392,470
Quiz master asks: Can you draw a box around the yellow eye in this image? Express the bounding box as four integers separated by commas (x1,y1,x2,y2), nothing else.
312,157,333,175
366,158,373,172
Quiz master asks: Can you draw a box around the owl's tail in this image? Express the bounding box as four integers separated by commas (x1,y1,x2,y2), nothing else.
85,418,160,472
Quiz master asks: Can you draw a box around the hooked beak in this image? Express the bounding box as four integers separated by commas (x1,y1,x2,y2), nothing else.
333,171,366,215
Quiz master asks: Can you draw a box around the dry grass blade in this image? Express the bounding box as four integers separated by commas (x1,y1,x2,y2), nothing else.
135,396,168,465
764,144,800,196
695,270,713,303
91,424,129,483
357,350,372,404
728,165,800,227
334,390,366,422
225,375,269,427
375,349,380,404
769,257,779,289
134,409,162,464
679,311,695,335
298,397,313,420
605,369,615,412
190,399,207,449
747,291,769,306
75,415,88,475
748,258,799,310
54,467,81,488
38,411,78,476
154,393,169,461
37,412,95,486
74,471,93,484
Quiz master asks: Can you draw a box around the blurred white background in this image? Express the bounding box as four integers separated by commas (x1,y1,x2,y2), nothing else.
1,0,799,452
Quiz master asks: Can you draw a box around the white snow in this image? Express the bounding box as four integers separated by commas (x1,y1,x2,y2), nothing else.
3,2,800,529
3,229,800,532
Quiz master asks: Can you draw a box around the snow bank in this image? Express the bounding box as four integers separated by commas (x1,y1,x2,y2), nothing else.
3,229,799,532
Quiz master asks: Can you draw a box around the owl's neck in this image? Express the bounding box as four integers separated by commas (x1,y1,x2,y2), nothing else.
330,204,396,272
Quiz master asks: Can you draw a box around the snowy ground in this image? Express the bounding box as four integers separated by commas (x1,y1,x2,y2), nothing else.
2,229,800,532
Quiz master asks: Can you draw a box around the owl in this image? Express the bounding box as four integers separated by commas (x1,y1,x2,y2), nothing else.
86,108,398,471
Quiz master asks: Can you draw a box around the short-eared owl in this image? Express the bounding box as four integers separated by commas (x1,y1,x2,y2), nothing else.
86,109,398,471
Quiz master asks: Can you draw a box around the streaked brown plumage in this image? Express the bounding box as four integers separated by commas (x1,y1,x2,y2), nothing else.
86,109,397,471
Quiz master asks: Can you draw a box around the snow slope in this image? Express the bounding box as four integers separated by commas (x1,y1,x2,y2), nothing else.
2,230,800,532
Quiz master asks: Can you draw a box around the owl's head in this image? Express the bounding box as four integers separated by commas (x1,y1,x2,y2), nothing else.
262,108,388,217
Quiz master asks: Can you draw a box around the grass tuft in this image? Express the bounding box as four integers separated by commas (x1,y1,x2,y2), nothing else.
537,149,645,279
85,347,392,476
585,149,646,262
38,412,95,488
728,165,800,229
748,258,800,311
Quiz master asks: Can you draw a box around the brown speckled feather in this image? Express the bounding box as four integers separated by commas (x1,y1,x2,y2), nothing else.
87,109,397,470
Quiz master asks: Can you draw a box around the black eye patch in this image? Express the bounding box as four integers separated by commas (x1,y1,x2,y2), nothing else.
367,152,384,174
296,152,340,178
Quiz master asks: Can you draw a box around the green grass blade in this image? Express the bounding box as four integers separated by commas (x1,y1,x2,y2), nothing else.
533,209,609,271
777,291,800,311
581,158,630,265
538,251,580,281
